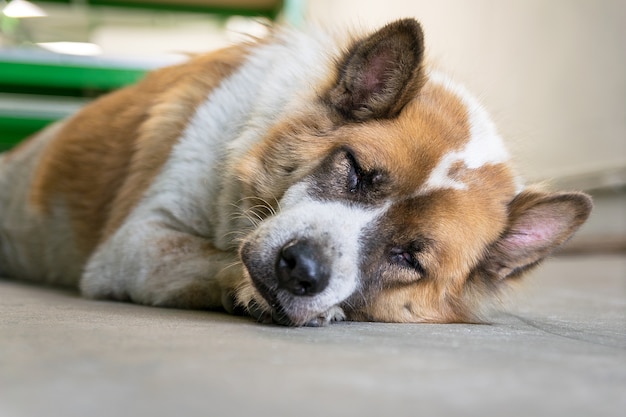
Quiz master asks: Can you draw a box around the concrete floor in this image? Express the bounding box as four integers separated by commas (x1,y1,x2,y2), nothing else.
1,255,624,417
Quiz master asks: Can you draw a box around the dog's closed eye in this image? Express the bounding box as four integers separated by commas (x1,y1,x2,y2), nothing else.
345,149,362,194
344,149,385,197
389,247,425,275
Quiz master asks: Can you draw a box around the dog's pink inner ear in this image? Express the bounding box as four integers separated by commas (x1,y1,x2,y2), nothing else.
484,191,592,280
327,18,425,121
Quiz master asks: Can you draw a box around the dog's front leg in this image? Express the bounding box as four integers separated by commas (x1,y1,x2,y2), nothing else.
80,220,244,311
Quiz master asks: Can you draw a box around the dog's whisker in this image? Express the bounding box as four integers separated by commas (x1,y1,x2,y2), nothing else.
218,260,244,276
352,288,369,313
247,206,270,222
245,206,265,226
230,196,280,222
271,195,282,213
247,203,273,213
233,195,270,206
220,230,248,243
229,213,261,227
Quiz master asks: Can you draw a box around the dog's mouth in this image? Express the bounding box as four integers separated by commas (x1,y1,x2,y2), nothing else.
246,299,294,326
244,270,331,327
244,275,293,325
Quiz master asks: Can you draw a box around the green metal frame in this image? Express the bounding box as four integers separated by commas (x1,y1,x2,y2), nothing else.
0,116,54,151
0,56,149,150
0,0,289,151
36,0,284,19
0,60,148,91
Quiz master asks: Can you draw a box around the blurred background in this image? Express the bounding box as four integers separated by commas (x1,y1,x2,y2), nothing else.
0,0,624,252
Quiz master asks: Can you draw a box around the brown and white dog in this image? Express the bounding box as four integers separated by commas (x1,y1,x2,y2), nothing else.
0,19,591,326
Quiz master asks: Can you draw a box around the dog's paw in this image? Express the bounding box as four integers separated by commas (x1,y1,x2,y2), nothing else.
304,306,346,327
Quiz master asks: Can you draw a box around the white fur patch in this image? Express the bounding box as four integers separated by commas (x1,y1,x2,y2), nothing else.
123,29,338,241
423,72,510,192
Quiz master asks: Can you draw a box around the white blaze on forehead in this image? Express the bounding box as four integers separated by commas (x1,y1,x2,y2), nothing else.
423,72,510,192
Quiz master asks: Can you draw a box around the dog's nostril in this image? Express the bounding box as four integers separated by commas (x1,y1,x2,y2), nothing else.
276,240,330,296
281,246,298,270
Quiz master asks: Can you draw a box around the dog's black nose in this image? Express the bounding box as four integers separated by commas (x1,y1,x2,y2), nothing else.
276,240,330,296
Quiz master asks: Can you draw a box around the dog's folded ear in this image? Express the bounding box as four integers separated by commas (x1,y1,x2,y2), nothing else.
481,190,592,281
327,18,425,121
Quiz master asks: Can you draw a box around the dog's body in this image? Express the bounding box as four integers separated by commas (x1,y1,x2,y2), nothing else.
0,19,591,326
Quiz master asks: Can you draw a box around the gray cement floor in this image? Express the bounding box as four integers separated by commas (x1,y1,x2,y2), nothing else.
1,255,625,417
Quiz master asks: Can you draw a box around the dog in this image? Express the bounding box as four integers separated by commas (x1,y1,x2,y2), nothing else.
0,18,592,326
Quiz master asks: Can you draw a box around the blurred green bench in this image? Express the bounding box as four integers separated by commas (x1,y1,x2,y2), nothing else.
0,51,151,151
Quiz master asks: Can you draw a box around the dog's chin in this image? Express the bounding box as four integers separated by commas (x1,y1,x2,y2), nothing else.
245,282,346,327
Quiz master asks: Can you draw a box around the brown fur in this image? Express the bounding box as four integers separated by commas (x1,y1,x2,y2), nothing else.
29,45,250,254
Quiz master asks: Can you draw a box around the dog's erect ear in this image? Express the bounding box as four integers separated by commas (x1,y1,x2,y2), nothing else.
482,190,592,281
327,18,425,121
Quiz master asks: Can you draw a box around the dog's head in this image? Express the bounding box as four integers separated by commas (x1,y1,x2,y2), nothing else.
235,19,592,326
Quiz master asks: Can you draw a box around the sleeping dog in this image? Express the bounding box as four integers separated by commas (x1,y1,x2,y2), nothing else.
0,19,591,326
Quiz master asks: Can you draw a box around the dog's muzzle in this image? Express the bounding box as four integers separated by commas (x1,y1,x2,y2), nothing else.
240,237,336,326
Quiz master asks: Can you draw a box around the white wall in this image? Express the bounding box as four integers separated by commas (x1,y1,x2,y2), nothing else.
306,0,626,187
